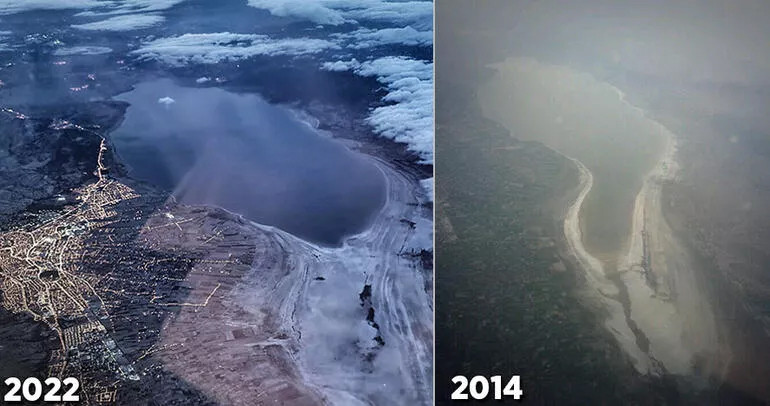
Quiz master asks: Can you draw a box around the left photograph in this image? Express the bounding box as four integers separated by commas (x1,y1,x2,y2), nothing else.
0,1,433,404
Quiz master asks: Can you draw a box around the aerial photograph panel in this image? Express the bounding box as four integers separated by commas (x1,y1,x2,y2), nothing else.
436,1,770,404
0,1,433,405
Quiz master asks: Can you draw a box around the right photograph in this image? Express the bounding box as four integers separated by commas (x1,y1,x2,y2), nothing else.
435,1,770,404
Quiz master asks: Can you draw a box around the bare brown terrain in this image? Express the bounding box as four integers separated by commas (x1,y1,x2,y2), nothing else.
144,205,322,405
0,140,320,404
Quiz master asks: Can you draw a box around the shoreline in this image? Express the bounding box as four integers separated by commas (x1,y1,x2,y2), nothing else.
145,142,433,405
617,115,724,379
560,152,654,374
560,86,724,380
100,79,433,404
245,155,433,405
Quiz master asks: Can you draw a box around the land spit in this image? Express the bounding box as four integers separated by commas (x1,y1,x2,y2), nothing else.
480,58,727,382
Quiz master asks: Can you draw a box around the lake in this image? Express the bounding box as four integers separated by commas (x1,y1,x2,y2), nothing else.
479,57,666,263
111,78,385,246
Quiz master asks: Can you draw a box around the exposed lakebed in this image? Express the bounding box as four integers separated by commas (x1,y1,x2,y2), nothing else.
111,78,386,245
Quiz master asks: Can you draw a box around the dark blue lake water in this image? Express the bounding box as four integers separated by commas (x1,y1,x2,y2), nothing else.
111,78,385,245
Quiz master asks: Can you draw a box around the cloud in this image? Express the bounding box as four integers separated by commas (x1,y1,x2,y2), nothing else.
342,1,433,30
75,0,187,16
132,32,339,66
336,26,432,49
0,0,186,16
72,13,164,31
320,58,359,72
420,177,433,202
158,96,175,105
246,0,433,30
53,46,113,55
0,0,101,15
247,0,347,25
322,56,433,163
195,76,210,83
0,31,9,51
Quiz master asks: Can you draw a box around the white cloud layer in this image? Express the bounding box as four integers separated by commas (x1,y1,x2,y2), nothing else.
0,31,9,50
0,0,100,15
337,26,432,48
247,0,433,30
247,0,348,25
420,177,433,202
343,1,433,29
0,0,186,16
157,96,175,105
75,0,186,16
322,56,433,163
132,32,338,66
53,46,113,55
72,13,164,31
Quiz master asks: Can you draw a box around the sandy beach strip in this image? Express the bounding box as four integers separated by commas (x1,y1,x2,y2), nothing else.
561,87,723,379
560,152,654,374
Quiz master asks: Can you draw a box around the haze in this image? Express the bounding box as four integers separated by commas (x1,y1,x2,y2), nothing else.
437,0,770,403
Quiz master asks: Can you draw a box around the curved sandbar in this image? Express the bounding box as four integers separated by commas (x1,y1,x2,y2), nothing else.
479,57,723,378
616,112,724,378
561,153,654,374
479,57,665,263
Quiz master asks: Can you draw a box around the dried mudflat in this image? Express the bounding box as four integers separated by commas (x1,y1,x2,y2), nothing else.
150,158,432,406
